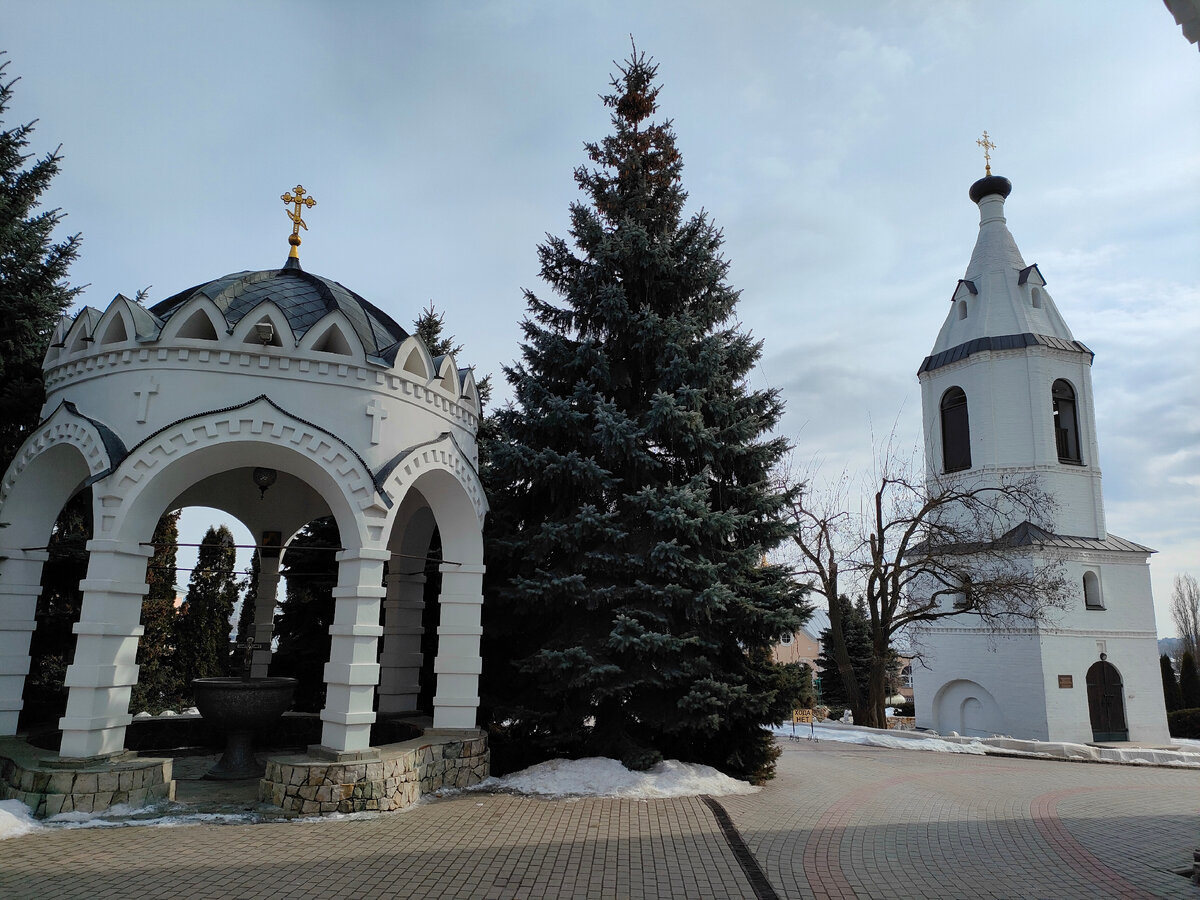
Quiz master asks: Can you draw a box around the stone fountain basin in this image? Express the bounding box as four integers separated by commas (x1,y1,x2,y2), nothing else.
192,677,297,779
192,677,298,730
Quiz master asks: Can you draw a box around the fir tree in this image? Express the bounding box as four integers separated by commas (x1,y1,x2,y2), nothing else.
131,511,184,713
174,525,240,687
412,301,491,406
484,46,807,781
1160,654,1183,713
1180,650,1200,710
815,597,873,709
272,517,340,711
21,490,90,726
0,54,82,471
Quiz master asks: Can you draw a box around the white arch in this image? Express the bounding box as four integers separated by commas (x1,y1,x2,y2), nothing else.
97,395,389,549
0,404,119,736
227,301,296,349
0,402,121,524
156,295,226,343
932,678,1005,738
295,309,368,363
381,433,487,541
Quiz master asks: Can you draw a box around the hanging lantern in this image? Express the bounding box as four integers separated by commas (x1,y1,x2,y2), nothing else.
252,467,277,500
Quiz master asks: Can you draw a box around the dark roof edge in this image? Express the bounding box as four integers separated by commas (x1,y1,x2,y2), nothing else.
919,332,1094,375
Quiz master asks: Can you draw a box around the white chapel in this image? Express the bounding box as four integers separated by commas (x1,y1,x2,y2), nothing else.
0,188,490,815
911,161,1171,745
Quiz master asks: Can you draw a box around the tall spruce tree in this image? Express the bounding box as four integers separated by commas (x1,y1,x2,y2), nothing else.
1180,650,1200,710
0,54,82,471
174,525,240,687
413,301,491,405
272,517,340,711
484,47,807,781
1160,654,1183,713
815,597,873,709
130,510,184,713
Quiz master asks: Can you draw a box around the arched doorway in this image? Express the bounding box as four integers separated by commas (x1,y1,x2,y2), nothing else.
1086,659,1127,742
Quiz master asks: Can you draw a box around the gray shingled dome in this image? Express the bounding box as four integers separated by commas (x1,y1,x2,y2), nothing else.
151,256,408,364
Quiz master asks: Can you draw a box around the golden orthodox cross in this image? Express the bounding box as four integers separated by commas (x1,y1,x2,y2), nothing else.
281,185,317,257
976,131,996,176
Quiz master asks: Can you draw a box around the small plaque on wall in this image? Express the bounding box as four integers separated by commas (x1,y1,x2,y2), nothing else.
1058,675,1073,689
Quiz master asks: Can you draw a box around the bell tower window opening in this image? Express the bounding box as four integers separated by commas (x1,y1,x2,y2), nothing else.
940,387,971,473
1052,379,1082,464
1083,570,1103,609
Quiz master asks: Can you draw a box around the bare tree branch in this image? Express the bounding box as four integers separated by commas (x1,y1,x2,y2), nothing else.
780,444,1073,729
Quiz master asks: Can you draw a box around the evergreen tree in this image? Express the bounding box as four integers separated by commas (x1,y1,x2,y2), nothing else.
230,549,260,676
484,47,807,781
235,552,260,639
1160,654,1183,713
815,597,873,709
174,525,239,687
131,510,184,712
0,54,82,472
1180,650,1200,710
272,517,340,711
20,490,90,726
412,301,491,405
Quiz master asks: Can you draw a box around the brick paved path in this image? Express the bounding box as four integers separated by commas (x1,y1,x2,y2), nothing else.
721,739,1200,900
3,738,1197,899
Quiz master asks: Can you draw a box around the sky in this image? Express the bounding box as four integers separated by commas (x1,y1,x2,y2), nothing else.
3,1,1197,635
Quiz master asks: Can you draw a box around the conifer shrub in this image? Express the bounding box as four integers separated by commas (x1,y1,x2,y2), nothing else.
1167,708,1200,740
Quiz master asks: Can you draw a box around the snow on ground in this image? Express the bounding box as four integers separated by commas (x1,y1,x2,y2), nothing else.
0,799,40,840
472,757,759,799
773,720,1200,768
770,722,986,755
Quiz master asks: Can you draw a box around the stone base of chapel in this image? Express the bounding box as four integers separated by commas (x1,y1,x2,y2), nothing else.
0,736,175,818
259,730,489,815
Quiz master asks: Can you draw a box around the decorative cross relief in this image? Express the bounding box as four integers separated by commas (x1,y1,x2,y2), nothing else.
366,398,388,445
133,377,159,424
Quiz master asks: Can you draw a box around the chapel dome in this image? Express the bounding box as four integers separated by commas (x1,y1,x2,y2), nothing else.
150,256,409,364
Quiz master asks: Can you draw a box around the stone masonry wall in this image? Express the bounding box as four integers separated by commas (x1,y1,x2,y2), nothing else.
0,738,174,818
260,732,489,816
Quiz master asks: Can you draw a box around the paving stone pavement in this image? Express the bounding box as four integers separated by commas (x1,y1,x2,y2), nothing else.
720,738,1200,900
3,738,1198,899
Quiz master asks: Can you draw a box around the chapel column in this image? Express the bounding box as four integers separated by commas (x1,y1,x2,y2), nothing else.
377,571,425,715
250,542,283,679
59,540,152,759
0,550,49,735
431,563,484,731
318,547,388,753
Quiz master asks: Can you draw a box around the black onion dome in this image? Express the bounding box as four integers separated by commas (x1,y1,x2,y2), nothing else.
151,256,409,364
969,175,1013,204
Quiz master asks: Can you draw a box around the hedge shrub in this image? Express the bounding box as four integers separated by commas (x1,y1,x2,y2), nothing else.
1167,707,1200,739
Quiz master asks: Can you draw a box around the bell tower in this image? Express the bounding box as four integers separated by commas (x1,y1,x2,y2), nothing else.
911,155,1170,745
918,172,1105,537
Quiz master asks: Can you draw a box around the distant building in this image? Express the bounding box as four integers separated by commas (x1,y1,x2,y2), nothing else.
772,607,829,674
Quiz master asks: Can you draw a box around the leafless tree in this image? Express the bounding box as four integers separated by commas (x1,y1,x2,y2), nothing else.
782,447,1072,729
1171,573,1200,664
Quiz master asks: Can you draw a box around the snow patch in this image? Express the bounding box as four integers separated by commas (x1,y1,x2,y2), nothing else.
772,721,1200,767
770,722,986,755
473,757,759,799
0,800,40,840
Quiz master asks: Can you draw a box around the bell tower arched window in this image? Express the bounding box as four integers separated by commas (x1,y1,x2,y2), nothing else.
940,387,971,473
1052,379,1082,464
